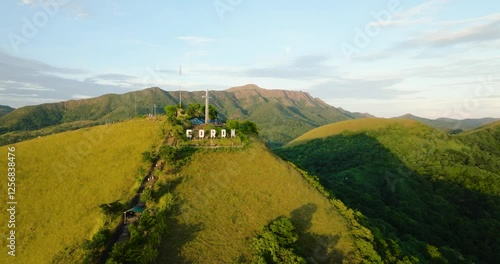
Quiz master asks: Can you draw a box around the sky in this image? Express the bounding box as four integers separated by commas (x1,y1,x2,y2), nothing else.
0,0,499,119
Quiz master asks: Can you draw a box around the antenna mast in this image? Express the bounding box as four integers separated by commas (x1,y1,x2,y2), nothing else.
204,89,209,124
179,65,182,108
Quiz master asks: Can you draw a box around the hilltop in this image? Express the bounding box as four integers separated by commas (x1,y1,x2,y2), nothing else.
285,118,419,147
154,139,376,263
277,119,500,263
0,85,357,147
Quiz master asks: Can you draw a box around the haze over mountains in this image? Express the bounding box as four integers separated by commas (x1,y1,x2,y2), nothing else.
0,85,498,147
396,114,499,133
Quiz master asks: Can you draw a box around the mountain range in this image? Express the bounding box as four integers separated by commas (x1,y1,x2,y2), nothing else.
0,85,364,147
0,86,499,263
0,85,498,147
397,114,499,133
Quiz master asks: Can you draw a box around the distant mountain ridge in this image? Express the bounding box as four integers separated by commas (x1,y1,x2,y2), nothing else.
0,85,359,146
0,105,14,117
397,113,499,132
1,86,497,146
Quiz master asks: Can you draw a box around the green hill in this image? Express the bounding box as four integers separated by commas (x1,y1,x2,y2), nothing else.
0,118,165,264
155,140,374,263
0,105,14,117
285,118,419,148
0,85,356,147
277,119,500,263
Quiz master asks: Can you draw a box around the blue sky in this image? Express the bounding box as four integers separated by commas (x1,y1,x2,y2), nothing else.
0,0,499,118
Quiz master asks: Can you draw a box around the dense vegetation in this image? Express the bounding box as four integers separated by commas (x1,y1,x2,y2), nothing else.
277,120,500,263
251,217,306,263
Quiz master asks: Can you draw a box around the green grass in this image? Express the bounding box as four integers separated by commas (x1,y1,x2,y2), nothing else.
157,139,362,263
0,118,165,264
277,119,500,263
285,118,419,148
0,119,100,146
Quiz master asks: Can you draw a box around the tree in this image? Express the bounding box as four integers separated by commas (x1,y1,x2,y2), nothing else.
251,217,305,263
202,104,218,120
164,105,178,119
226,120,259,134
186,103,203,119
159,145,177,162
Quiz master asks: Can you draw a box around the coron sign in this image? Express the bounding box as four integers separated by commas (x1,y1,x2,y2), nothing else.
186,129,236,139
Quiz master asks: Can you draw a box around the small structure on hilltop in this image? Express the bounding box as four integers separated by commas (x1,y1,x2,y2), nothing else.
123,206,145,224
189,117,205,126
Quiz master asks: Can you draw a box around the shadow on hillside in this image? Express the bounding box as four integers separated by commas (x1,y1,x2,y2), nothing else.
160,216,203,263
168,146,198,174
150,176,184,202
291,203,345,263
157,177,204,263
278,132,500,263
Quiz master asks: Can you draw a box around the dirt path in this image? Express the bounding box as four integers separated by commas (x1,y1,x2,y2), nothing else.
98,133,174,263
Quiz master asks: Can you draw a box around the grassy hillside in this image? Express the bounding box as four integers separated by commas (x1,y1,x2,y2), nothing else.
0,85,355,147
286,118,419,147
156,139,375,263
277,119,500,263
0,118,164,264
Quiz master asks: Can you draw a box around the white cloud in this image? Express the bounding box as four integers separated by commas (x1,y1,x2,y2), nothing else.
436,13,500,27
72,94,92,99
310,77,411,100
369,0,449,27
93,73,135,81
397,0,449,19
0,52,134,107
20,0,37,5
177,36,216,45
245,54,334,80
19,87,55,91
401,17,500,47
0,80,55,91
0,93,39,97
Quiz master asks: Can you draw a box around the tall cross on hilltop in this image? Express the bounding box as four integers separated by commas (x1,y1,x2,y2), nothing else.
204,89,209,124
